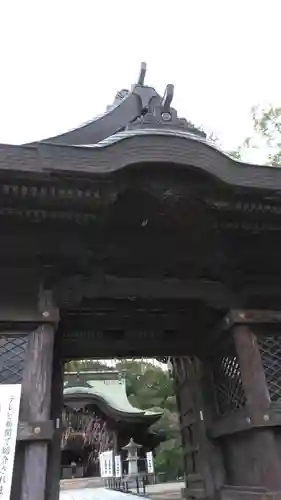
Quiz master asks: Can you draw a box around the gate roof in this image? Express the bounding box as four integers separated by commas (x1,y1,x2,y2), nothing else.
0,64,281,358
0,62,279,191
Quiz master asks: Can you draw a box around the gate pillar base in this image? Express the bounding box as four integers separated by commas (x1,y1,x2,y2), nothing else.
208,310,281,496
220,486,281,500
181,486,281,500
173,357,224,500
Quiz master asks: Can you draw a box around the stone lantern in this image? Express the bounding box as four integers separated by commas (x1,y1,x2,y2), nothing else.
122,437,142,477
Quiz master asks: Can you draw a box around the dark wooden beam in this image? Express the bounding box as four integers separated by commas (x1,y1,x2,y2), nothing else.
242,282,281,298
221,309,281,332
62,316,211,334
0,277,59,326
209,406,281,439
56,275,235,308
62,337,198,359
17,421,54,441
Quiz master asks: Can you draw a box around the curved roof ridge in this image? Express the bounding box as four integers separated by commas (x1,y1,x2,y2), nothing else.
81,127,215,150
63,378,162,419
28,63,157,146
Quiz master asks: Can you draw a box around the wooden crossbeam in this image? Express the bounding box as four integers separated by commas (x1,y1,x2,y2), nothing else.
221,309,281,332
56,275,234,308
17,420,54,442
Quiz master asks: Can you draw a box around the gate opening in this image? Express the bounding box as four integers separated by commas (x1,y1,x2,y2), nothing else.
61,358,183,482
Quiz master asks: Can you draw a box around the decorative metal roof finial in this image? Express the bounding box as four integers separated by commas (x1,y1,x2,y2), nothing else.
161,84,174,111
137,62,147,86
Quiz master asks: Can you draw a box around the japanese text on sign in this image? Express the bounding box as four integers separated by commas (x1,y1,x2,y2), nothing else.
0,385,21,500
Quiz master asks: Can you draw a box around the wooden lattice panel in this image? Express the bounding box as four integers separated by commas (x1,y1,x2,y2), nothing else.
258,334,281,402
212,342,246,416
0,335,28,383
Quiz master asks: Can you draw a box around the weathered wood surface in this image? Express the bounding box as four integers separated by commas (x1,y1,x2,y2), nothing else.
56,276,234,307
62,337,193,359
45,329,64,500
0,303,58,325
210,406,281,438
0,279,59,327
231,326,281,490
223,309,281,331
20,323,55,500
233,326,270,411
173,357,215,499
17,420,54,441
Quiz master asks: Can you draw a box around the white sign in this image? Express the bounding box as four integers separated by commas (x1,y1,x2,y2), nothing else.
99,451,114,478
99,452,104,477
104,451,114,478
146,451,154,474
114,455,122,478
0,384,21,500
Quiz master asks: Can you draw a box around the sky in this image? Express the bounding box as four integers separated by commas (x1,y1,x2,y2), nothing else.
0,0,280,159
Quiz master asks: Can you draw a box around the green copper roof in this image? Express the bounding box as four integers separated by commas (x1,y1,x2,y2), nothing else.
63,370,162,420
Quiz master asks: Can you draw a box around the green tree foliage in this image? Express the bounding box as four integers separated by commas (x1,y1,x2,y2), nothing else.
153,438,184,481
115,359,175,410
150,408,179,439
233,104,281,166
114,359,183,479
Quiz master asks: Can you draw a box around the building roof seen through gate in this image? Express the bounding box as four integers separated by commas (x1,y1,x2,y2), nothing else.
64,370,162,423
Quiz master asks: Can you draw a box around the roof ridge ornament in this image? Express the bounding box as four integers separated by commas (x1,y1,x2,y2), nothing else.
127,81,206,138
161,84,174,111
33,61,159,146
137,62,147,86
107,63,149,110
31,61,205,145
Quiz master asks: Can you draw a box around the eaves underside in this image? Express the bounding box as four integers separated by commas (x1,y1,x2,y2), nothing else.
0,131,280,192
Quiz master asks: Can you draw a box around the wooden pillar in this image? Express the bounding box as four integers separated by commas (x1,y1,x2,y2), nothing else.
45,329,64,500
20,325,55,500
233,325,271,411
172,357,218,500
208,310,281,499
233,324,281,490
20,290,59,500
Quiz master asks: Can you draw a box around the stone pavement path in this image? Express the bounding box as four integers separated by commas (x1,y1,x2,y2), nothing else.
134,482,184,499
60,480,184,500
60,487,145,500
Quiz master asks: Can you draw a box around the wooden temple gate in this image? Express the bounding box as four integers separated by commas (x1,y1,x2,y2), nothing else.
1,64,281,499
